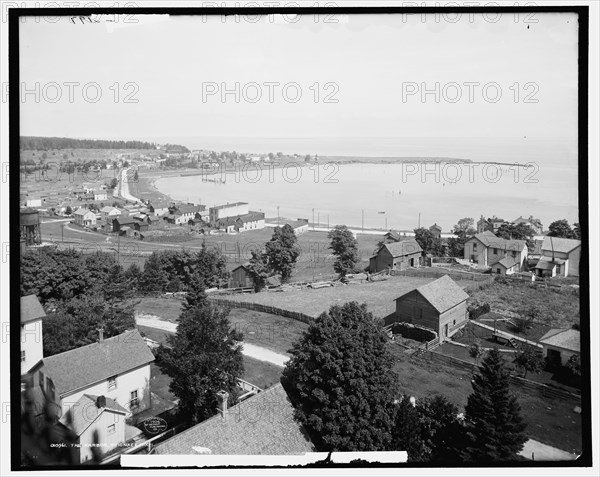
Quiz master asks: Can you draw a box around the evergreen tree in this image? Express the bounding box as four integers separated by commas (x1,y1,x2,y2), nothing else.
157,304,244,424
462,348,527,462
281,301,398,451
182,273,208,311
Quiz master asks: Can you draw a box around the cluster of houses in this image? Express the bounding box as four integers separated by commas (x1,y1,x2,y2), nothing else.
20,294,314,461
69,200,270,239
477,215,544,235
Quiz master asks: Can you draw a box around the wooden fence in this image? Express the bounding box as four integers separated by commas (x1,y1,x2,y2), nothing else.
421,350,581,404
208,297,315,324
391,268,490,282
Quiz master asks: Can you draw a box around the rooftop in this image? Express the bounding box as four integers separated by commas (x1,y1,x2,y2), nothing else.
21,295,45,324
491,256,519,269
35,329,154,397
210,202,248,211
539,328,580,353
541,236,581,254
469,231,527,252
155,383,314,455
379,240,422,258
65,394,129,436
395,275,468,313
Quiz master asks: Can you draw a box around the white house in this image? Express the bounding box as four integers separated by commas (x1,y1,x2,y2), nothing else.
65,394,130,463
149,201,171,216
26,198,42,208
21,295,45,375
463,231,528,271
534,236,581,278
490,256,519,275
93,190,108,201
73,208,97,227
284,219,309,235
539,328,580,367
29,329,155,419
214,211,265,233
100,206,122,223
209,202,249,225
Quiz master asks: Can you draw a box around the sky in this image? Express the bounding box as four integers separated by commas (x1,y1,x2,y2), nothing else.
18,11,579,140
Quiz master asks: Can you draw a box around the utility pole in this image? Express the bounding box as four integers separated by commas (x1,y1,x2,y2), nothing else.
361,209,364,232
312,208,315,231
418,212,421,229
317,211,320,228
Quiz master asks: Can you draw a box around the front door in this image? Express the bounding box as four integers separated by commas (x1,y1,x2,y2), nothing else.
444,323,449,338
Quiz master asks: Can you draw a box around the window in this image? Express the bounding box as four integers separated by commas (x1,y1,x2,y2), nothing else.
21,350,26,363
108,376,117,391
556,265,561,274
496,268,501,274
493,248,498,255
130,390,139,409
512,251,517,258
453,319,456,325
39,371,44,389
472,243,477,252
107,424,116,435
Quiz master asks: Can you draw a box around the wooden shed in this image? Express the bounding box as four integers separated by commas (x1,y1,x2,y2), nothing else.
394,275,469,341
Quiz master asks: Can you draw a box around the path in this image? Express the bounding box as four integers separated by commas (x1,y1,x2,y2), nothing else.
519,439,578,461
136,315,289,368
472,320,542,348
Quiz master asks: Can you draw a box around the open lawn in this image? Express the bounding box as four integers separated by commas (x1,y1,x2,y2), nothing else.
477,314,554,343
227,275,436,319
389,343,582,453
451,321,518,351
228,308,309,355
469,280,580,329
135,297,182,323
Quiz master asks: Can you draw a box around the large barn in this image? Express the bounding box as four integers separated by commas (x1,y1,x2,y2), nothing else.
393,275,469,341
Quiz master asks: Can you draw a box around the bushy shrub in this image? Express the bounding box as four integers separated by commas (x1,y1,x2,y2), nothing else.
390,322,437,342
468,303,490,320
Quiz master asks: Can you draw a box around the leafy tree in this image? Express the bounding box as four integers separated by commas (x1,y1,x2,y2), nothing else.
65,206,72,215
547,219,575,238
122,262,142,289
327,225,360,277
109,178,118,189
446,217,476,257
462,348,527,462
281,301,399,451
469,343,484,366
572,223,581,240
413,227,444,256
139,252,169,293
512,305,539,335
564,354,581,380
392,396,429,461
513,347,544,378
245,250,270,292
265,224,301,283
496,222,535,251
157,304,244,424
43,294,136,356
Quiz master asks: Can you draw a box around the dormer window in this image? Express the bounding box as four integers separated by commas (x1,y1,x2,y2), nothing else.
108,376,117,390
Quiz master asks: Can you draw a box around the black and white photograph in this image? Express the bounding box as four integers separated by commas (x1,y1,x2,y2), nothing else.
2,1,598,475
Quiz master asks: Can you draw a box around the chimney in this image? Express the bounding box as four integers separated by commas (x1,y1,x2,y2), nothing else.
98,328,104,342
216,390,229,419
96,395,106,409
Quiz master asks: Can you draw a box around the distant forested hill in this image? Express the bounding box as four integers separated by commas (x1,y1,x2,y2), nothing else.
20,136,157,151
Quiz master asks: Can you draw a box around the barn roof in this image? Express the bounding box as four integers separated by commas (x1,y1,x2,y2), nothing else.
154,383,314,455
381,240,422,258
21,295,46,324
468,231,527,252
33,330,154,397
541,236,581,254
539,328,580,353
395,275,468,313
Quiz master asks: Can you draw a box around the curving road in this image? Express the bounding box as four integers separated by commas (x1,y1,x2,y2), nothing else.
136,314,289,367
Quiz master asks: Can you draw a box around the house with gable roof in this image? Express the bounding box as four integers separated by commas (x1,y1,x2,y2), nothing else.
154,383,314,455
393,275,469,341
463,230,528,271
29,329,155,419
369,239,422,273
534,236,581,277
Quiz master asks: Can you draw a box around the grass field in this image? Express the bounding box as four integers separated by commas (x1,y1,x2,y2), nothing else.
227,275,436,319
228,308,309,355
135,298,182,323
469,280,580,328
389,343,582,453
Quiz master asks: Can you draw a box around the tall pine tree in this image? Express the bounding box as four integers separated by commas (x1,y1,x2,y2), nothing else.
462,348,527,462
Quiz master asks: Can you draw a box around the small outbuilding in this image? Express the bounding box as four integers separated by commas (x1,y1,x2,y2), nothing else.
538,328,580,367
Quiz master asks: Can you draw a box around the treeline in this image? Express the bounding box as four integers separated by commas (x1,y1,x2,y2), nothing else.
20,136,157,151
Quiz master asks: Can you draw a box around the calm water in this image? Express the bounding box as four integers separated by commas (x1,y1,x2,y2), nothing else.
155,137,579,232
